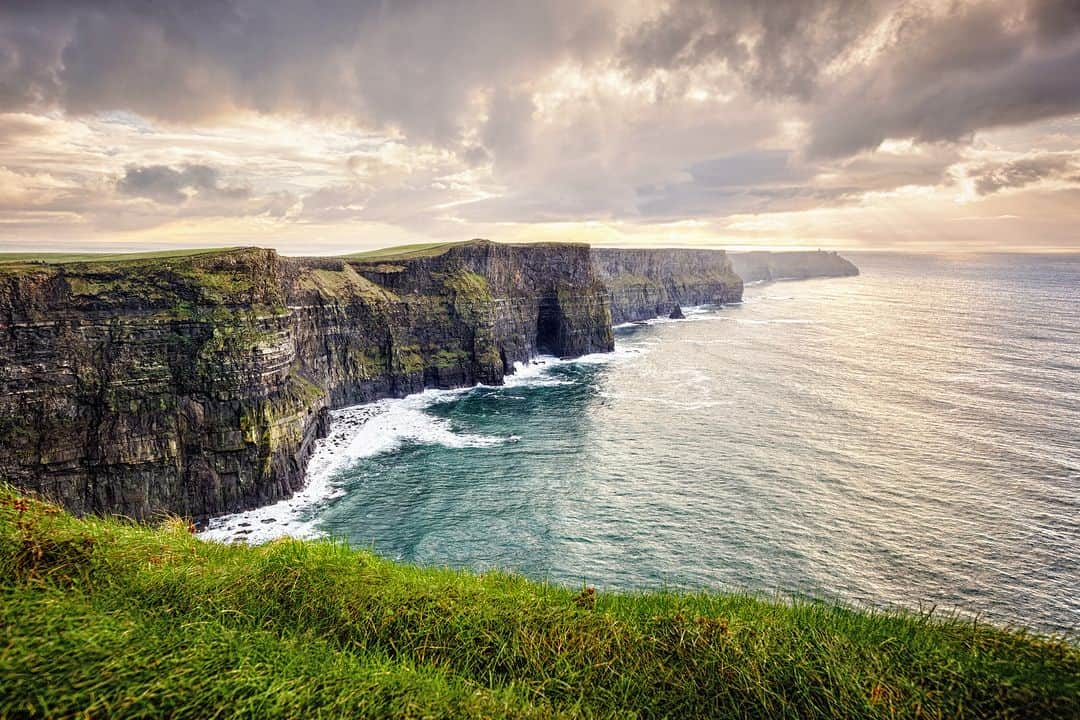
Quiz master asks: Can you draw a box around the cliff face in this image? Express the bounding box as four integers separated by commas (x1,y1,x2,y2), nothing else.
592,248,743,323
0,242,612,522
729,251,859,283
0,249,321,522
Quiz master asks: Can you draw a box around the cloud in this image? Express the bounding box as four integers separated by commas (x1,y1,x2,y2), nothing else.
618,0,891,99
969,153,1080,195
117,164,250,204
1,1,1080,251
0,0,617,147
806,1,1080,157
614,1,1080,160
0,113,58,145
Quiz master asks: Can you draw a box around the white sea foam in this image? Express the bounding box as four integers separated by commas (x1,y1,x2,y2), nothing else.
503,359,574,387
199,386,511,544
200,334,657,545
613,305,735,329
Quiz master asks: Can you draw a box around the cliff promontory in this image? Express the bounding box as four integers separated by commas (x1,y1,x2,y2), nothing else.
730,250,859,283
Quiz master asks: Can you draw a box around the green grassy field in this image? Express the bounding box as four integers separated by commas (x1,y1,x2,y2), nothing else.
0,241,461,269
342,241,464,262
1,486,1077,719
0,247,241,266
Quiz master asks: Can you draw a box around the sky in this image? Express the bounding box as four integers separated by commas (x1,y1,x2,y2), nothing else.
1,0,1079,255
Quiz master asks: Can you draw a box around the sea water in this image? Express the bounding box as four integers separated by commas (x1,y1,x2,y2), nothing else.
203,253,1080,635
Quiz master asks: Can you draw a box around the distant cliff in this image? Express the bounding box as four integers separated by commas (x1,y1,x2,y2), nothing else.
592,248,743,323
0,241,855,522
729,251,859,283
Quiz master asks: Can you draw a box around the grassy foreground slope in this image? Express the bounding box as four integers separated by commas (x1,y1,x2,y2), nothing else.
1,488,1077,719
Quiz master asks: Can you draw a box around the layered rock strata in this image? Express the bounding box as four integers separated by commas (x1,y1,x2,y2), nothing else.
591,248,743,324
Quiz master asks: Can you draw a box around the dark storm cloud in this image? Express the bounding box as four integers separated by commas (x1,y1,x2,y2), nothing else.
805,1,1080,157
618,0,891,99
117,164,250,204
3,1,1079,163
1029,0,1080,42
970,153,1079,195
0,0,615,145
617,0,1080,157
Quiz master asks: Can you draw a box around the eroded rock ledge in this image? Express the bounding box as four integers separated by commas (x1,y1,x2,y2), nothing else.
0,240,854,522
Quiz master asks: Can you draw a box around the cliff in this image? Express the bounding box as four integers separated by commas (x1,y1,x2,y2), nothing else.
592,248,743,323
0,241,854,523
0,242,612,522
730,250,859,283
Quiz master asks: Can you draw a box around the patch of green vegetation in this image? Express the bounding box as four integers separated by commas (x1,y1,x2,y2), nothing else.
442,270,491,302
237,376,326,474
0,247,241,265
172,300,196,320
288,374,328,407
171,264,257,303
392,343,426,376
476,345,504,371
438,269,494,325
65,275,121,297
432,347,469,368
195,308,268,362
348,346,387,379
1,247,284,309
297,265,396,303
0,487,1076,719
342,241,465,261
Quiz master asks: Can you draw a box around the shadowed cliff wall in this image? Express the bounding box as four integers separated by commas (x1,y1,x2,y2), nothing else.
592,248,743,324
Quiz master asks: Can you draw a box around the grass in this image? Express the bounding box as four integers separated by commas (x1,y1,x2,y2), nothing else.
0,247,241,265
1,487,1077,719
295,265,397,302
343,241,465,261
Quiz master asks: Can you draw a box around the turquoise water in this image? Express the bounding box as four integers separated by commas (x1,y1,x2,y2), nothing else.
208,253,1080,634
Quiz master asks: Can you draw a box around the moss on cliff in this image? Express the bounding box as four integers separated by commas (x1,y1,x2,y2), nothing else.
391,343,426,376
440,269,494,325
347,346,388,380
431,347,470,368
443,269,491,300
296,264,397,303
1,247,287,313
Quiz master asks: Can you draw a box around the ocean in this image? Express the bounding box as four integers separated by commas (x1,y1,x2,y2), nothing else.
203,252,1080,635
